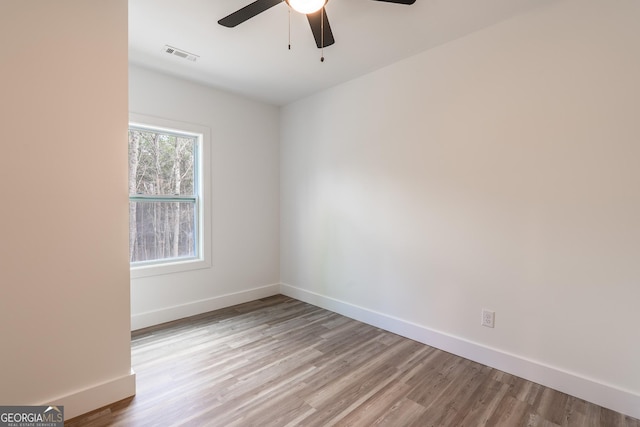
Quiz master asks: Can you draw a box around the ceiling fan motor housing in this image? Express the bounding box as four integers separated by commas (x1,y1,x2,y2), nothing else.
286,0,328,15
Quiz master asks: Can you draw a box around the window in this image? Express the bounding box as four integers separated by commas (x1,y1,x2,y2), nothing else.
129,114,210,277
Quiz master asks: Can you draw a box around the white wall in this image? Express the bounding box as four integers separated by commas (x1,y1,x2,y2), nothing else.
0,0,134,419
129,65,280,329
280,0,640,418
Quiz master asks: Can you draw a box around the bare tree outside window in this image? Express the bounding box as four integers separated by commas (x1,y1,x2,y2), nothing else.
128,127,198,264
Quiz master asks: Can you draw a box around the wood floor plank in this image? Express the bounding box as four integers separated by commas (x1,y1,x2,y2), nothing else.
372,397,427,426
335,380,413,426
453,378,511,426
66,295,639,427
485,395,541,426
535,387,570,425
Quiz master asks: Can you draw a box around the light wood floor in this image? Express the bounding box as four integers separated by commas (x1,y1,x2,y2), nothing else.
67,295,638,426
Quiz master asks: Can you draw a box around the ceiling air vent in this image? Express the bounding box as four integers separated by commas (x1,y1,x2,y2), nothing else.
163,45,199,62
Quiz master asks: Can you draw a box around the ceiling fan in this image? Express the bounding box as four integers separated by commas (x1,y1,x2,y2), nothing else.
218,0,416,50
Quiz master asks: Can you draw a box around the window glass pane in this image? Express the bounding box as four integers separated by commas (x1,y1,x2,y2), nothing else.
128,129,195,196
129,201,196,263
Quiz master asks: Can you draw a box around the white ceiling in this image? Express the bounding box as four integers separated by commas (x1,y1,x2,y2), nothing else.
129,0,555,106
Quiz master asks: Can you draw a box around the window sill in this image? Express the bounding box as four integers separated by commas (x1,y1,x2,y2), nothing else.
130,257,211,279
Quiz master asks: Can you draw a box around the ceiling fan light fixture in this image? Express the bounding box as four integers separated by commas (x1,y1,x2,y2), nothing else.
287,0,326,15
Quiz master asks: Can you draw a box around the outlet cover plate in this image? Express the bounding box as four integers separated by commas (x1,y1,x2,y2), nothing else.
482,309,495,328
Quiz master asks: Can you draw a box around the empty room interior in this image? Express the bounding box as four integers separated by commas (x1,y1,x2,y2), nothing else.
1,0,639,425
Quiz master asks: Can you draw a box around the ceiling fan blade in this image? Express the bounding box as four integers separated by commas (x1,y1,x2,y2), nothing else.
372,0,416,4
218,0,283,27
306,7,335,48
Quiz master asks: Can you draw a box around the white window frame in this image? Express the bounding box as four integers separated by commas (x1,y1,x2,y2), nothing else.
129,113,211,279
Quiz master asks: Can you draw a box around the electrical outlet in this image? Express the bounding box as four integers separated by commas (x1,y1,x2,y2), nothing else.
481,309,495,328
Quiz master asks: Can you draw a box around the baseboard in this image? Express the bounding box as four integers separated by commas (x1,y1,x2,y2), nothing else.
42,370,136,421
280,283,640,420
131,283,281,330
